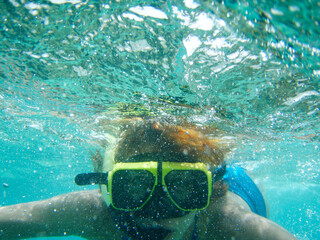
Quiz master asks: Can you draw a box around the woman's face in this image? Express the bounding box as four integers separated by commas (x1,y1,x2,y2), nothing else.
113,153,199,240
115,152,200,218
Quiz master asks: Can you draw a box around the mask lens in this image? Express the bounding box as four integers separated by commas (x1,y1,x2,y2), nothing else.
111,170,156,210
164,170,209,210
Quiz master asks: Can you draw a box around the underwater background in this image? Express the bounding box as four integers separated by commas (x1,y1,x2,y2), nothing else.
0,0,319,239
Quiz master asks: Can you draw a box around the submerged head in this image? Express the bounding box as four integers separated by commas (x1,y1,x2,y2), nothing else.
75,118,231,238
76,118,230,229
98,118,229,215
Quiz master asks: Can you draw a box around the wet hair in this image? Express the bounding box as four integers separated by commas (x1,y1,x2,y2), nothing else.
114,118,227,167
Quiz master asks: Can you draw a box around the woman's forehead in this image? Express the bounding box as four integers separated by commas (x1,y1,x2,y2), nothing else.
123,152,201,163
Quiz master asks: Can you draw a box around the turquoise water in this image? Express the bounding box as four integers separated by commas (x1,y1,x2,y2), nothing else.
1,0,319,239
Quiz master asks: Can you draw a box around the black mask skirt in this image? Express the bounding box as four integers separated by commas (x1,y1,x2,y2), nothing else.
108,185,189,240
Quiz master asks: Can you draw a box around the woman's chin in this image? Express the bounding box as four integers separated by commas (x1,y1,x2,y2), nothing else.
137,211,196,231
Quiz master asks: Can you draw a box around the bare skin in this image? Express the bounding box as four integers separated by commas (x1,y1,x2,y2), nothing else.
0,190,297,240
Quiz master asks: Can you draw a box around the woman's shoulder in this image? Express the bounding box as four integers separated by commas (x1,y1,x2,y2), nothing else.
62,189,104,203
55,190,126,239
196,193,297,240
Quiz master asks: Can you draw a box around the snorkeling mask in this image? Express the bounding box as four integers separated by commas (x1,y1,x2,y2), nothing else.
75,153,226,212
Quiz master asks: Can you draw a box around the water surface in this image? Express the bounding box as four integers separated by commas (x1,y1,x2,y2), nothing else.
1,0,320,239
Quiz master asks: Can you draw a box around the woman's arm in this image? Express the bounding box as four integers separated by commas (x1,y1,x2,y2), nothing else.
198,193,298,240
0,190,121,240
218,196,298,240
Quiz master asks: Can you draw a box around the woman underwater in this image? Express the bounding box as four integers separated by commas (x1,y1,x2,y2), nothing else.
0,118,297,240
